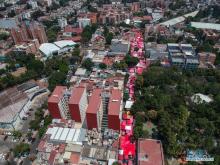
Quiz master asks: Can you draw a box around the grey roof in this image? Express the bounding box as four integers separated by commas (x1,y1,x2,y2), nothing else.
172,57,185,63
0,19,18,29
190,22,220,31
186,58,199,64
17,81,38,92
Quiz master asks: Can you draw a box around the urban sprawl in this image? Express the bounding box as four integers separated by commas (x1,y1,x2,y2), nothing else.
0,0,220,165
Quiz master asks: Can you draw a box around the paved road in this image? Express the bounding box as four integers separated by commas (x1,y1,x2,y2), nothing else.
22,93,49,165
22,136,40,165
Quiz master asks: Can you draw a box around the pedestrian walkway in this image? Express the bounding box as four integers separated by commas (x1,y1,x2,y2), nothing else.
118,30,150,165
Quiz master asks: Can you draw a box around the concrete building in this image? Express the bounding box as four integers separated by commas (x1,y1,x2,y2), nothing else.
78,12,98,24
78,18,91,28
98,4,131,25
48,86,88,123
137,139,164,165
58,17,68,29
0,82,47,130
36,119,86,165
44,0,52,6
0,18,18,30
168,43,199,70
39,40,76,59
48,86,69,119
68,86,88,123
28,0,38,9
190,22,220,31
131,2,140,12
198,52,216,65
86,89,103,130
14,39,40,54
11,21,48,45
110,39,130,54
108,89,122,131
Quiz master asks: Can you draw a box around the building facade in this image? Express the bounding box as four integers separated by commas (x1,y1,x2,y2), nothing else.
48,86,68,119
86,89,103,130
108,89,122,131
168,43,199,70
11,21,48,45
68,87,88,123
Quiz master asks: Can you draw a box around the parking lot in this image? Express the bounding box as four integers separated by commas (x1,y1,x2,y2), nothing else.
0,91,49,163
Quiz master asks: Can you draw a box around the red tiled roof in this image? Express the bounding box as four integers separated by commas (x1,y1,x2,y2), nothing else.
138,139,164,165
58,144,66,153
143,16,152,21
69,87,85,105
103,57,114,66
48,86,66,103
86,88,102,114
37,140,46,152
108,89,122,116
71,36,81,42
61,36,82,42
48,150,57,165
64,25,83,34
70,152,80,164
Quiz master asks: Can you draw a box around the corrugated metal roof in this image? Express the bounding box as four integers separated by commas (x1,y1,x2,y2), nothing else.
60,128,70,141
190,22,220,31
66,129,76,142
54,128,64,140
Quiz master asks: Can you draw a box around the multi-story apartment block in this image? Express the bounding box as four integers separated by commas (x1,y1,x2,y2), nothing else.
168,43,199,70
108,89,122,131
198,52,216,65
78,18,91,28
11,21,48,45
48,86,68,119
68,86,88,123
98,4,131,25
48,86,87,122
86,89,103,130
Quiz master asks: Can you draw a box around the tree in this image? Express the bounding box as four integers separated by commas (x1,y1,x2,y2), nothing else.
105,32,113,45
48,71,66,91
82,58,94,71
134,126,143,139
147,110,158,120
47,26,60,42
72,48,80,57
124,55,139,67
81,24,97,43
38,127,47,138
112,162,121,165
7,10,16,17
27,59,44,75
142,130,149,138
29,120,40,130
13,131,22,139
31,10,44,20
112,61,128,70
0,32,9,40
13,143,30,157
59,0,70,7
99,63,107,69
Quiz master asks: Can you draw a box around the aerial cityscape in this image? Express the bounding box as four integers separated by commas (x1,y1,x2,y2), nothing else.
0,0,219,164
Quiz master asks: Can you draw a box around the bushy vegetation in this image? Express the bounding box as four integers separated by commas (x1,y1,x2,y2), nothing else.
81,24,98,43
132,66,220,163
0,52,72,92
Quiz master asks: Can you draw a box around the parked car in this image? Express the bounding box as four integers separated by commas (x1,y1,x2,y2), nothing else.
22,117,28,120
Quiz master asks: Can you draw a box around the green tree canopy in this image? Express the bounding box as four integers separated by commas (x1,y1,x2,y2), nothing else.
82,58,94,71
